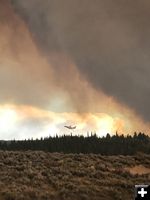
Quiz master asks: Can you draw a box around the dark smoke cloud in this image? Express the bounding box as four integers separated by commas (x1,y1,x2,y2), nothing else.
12,0,150,121
0,0,59,110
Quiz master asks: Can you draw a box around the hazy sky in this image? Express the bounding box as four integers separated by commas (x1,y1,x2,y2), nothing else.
0,0,150,139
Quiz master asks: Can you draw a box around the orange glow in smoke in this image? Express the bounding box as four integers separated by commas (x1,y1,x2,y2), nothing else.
0,104,149,140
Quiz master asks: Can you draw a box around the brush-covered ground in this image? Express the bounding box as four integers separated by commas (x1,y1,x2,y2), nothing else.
0,151,149,200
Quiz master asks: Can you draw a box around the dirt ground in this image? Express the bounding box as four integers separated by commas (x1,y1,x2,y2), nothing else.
0,151,149,200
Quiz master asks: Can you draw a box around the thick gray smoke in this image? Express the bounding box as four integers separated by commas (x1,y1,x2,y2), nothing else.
12,0,150,121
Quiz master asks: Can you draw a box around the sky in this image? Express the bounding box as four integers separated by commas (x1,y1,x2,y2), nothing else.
0,0,150,139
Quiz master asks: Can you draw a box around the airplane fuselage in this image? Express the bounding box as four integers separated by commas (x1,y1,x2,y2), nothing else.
64,125,76,129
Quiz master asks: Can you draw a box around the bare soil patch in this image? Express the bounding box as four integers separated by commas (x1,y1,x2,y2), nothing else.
126,165,150,175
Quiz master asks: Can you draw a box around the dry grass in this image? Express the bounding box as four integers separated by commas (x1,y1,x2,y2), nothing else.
0,151,149,200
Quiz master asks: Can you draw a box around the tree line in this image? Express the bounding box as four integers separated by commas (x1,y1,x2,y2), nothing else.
0,132,149,155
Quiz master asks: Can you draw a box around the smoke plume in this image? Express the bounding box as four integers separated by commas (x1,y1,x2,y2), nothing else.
11,0,150,122
0,0,150,139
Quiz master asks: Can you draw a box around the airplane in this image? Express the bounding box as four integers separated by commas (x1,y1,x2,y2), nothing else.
64,125,76,130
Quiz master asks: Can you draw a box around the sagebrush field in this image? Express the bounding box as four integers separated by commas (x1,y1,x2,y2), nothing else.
0,151,149,200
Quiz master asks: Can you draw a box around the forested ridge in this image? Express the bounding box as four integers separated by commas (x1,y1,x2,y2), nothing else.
0,132,149,155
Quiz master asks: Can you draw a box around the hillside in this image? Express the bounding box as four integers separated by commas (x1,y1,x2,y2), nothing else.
0,151,149,200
